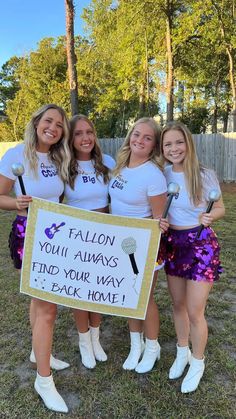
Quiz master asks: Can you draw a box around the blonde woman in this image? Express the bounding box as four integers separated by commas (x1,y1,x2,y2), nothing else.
109,117,168,373
64,115,115,369
0,104,71,413
160,121,225,393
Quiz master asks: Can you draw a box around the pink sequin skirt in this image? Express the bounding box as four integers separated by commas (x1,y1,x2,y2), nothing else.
8,215,27,269
164,226,222,282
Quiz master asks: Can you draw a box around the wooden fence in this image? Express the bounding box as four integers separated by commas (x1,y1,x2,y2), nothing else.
100,133,236,182
1,133,236,181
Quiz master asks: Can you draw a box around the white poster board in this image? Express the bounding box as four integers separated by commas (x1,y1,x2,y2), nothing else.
21,198,161,319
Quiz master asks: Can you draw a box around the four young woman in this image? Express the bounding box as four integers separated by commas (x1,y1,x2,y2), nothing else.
0,108,224,411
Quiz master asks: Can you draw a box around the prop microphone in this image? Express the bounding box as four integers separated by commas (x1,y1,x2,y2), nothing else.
121,237,139,275
11,163,27,195
162,182,180,218
197,189,221,238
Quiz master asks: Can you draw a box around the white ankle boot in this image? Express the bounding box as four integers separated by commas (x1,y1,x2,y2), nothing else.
34,372,68,413
30,349,70,371
135,338,161,373
79,330,96,369
123,332,142,370
169,344,191,379
181,356,205,393
140,333,145,354
90,326,107,362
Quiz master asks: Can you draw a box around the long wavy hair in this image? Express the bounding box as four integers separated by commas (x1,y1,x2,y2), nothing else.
24,104,71,182
113,117,162,177
68,114,110,189
160,121,205,205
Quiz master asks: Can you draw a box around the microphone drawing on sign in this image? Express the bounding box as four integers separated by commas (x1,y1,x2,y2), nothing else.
11,163,27,195
121,237,139,295
197,189,221,238
162,182,180,218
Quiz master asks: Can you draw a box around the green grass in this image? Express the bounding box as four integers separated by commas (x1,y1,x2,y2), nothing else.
0,186,236,418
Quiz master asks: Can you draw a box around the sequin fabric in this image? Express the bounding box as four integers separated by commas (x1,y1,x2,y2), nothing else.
155,237,166,270
8,215,27,269
164,226,223,282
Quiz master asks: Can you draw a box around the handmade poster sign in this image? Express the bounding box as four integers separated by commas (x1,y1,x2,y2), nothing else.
21,198,161,319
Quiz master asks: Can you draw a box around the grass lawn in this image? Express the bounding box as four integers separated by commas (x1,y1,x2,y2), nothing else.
0,184,235,418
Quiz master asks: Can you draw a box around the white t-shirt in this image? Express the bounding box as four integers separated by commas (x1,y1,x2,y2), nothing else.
0,143,64,202
164,164,221,226
64,154,116,209
109,161,167,217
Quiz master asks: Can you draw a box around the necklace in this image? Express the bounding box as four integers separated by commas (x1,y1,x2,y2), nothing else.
77,161,95,175
78,168,96,175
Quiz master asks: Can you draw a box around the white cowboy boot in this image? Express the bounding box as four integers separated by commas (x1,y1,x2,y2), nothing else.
135,338,161,373
169,344,191,379
123,332,142,370
34,372,68,413
90,326,107,362
79,330,96,369
181,356,205,393
30,349,70,371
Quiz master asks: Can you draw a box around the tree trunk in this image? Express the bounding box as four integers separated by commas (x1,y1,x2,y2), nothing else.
212,79,220,133
222,104,230,132
138,81,146,117
166,10,174,122
212,104,218,133
177,81,184,118
226,46,236,131
214,1,236,131
65,0,79,116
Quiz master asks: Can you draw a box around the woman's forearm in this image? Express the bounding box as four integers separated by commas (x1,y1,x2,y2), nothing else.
0,195,17,211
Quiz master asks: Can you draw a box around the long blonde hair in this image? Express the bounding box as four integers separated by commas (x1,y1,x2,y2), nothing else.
160,121,204,205
113,117,162,177
24,104,71,182
68,114,110,189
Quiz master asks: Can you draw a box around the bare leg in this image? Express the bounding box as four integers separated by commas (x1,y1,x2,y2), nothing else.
186,280,212,358
181,281,212,393
30,298,36,329
32,298,57,377
89,312,102,328
144,271,159,339
128,318,143,332
29,298,69,370
32,299,68,412
73,309,89,333
167,275,190,346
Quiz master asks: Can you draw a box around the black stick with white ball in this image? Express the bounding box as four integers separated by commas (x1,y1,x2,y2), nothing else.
11,163,27,195
121,237,139,275
162,182,180,218
197,189,221,238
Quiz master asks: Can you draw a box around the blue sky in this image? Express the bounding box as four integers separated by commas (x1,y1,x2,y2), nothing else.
0,0,91,68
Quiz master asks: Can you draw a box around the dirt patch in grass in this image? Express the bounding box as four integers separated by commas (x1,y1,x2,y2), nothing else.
221,182,236,193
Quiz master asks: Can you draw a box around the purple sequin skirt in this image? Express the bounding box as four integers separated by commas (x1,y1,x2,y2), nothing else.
164,226,223,282
155,237,166,270
8,215,27,269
